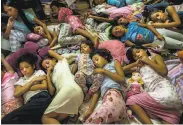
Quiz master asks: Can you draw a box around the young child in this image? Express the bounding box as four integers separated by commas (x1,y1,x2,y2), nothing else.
3,1,50,52
1,55,23,118
111,22,183,50
83,49,128,124
125,45,183,124
88,2,144,23
40,50,84,124
31,26,58,48
93,0,126,8
72,40,104,102
149,5,182,28
52,7,99,47
1,53,52,124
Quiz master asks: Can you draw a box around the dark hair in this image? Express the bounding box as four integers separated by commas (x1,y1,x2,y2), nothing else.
149,9,163,22
109,25,126,39
16,53,38,68
39,54,53,71
90,49,113,63
50,0,67,8
80,40,95,51
126,45,151,63
3,0,35,32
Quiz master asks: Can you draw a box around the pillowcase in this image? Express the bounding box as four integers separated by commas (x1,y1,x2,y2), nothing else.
98,40,127,64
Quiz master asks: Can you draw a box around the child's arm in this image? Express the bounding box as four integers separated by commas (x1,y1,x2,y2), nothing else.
152,6,181,28
14,80,34,97
87,74,104,100
138,23,165,41
143,0,153,5
83,90,100,121
47,67,56,96
125,40,135,47
49,31,57,48
48,50,64,61
33,18,52,42
152,0,162,4
29,80,47,91
88,15,113,22
29,75,47,91
71,63,78,75
122,60,140,72
95,60,125,83
14,75,47,97
140,55,168,76
3,17,14,39
1,56,14,73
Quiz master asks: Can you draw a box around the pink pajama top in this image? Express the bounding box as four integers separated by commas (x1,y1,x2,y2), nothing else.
1,72,19,105
58,7,84,32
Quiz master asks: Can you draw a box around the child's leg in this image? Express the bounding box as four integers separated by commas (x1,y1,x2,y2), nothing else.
164,36,183,50
89,74,104,93
1,92,51,124
129,104,153,124
85,90,127,124
42,112,68,124
75,28,99,47
156,28,183,41
74,71,88,95
9,30,26,52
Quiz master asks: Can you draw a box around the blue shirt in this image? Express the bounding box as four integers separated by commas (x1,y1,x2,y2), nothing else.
101,61,123,97
121,22,154,44
13,11,35,34
107,0,126,8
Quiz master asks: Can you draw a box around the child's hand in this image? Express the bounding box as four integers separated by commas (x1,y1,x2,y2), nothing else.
135,59,143,67
31,77,40,85
47,66,54,73
7,17,14,28
157,35,165,41
93,68,104,74
140,56,151,64
83,109,93,121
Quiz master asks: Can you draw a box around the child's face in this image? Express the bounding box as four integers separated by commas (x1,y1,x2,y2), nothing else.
132,72,141,81
51,5,59,14
42,58,56,71
92,54,106,68
118,17,128,25
80,44,92,54
19,62,35,77
4,5,18,19
112,25,126,37
150,11,168,23
132,48,148,61
94,0,106,5
34,26,45,35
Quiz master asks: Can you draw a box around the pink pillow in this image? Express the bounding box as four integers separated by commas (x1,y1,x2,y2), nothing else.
26,33,43,42
6,42,40,76
98,40,127,64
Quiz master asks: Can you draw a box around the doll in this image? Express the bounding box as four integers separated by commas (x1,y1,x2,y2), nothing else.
126,72,144,118
126,72,144,99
